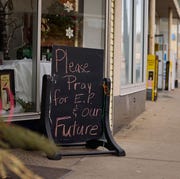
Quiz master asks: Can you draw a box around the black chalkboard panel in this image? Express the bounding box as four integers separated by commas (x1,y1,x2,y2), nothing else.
49,46,104,144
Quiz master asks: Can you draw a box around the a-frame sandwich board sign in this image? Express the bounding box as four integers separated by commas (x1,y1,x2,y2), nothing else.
40,46,126,159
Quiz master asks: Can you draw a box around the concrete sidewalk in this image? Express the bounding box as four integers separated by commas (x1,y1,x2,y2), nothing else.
12,88,180,179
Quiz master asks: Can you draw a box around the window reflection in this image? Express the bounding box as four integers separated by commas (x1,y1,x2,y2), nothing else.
41,0,80,47
121,0,144,85
0,0,37,114
121,0,132,85
0,0,106,117
134,0,143,83
41,0,105,54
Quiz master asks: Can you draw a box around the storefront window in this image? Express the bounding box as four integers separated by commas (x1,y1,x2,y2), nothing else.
121,0,132,85
41,0,105,50
121,0,144,86
134,0,144,83
0,0,37,116
0,0,106,120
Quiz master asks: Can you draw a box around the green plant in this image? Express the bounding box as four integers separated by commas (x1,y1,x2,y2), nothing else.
0,121,59,178
16,98,35,112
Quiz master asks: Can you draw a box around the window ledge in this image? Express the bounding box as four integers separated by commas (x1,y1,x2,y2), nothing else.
120,83,146,96
2,112,41,122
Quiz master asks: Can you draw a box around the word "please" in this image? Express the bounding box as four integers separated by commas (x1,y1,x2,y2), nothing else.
55,48,90,74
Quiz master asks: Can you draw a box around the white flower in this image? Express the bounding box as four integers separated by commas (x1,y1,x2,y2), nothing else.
66,27,74,39
64,1,73,12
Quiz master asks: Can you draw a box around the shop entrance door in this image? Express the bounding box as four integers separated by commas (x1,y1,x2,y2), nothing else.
155,34,165,90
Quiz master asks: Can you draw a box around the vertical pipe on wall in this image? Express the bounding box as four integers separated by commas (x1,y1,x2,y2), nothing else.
168,8,173,62
176,20,180,85
149,0,155,55
168,8,173,91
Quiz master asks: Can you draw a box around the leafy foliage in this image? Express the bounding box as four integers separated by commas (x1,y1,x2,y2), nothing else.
0,121,59,178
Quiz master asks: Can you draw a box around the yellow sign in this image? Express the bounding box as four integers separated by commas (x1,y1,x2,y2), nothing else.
146,55,158,101
0,74,11,110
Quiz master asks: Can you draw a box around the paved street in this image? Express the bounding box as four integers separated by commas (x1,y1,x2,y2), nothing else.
11,88,180,179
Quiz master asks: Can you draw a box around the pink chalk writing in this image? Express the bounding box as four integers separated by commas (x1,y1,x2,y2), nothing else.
55,118,99,138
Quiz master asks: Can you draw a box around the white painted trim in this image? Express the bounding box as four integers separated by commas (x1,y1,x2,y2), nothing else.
113,0,122,96
144,0,149,82
120,0,148,96
109,0,115,131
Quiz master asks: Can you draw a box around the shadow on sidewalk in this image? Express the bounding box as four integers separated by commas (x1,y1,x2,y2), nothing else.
7,165,71,179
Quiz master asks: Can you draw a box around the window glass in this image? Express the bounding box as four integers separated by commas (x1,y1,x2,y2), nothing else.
121,0,144,86
41,0,105,50
134,0,144,83
121,0,132,85
0,0,106,118
0,0,37,114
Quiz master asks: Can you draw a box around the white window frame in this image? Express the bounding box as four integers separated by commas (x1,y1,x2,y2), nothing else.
120,0,148,96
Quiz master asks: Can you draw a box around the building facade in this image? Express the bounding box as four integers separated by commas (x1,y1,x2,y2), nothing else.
112,0,180,133
154,0,180,91
0,0,179,134
112,0,149,132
